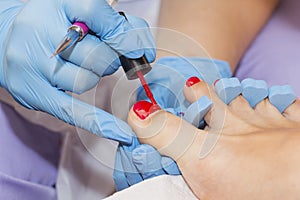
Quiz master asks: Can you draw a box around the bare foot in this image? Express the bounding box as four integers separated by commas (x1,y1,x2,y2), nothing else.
128,77,300,200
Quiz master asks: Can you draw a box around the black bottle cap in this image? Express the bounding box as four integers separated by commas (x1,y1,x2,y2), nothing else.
118,12,152,79
120,55,152,80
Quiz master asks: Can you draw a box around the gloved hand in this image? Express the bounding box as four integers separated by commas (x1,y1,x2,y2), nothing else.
113,137,181,191
113,57,232,190
0,0,155,144
137,57,232,116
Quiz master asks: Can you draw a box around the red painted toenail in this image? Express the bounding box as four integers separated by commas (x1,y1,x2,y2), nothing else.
186,77,201,87
213,79,220,86
133,101,160,120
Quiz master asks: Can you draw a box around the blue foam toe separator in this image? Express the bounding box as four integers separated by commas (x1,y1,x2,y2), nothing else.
269,85,296,113
215,78,242,104
241,78,268,108
184,96,212,127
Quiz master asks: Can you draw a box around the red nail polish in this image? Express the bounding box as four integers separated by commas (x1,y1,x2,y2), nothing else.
213,79,220,86
133,101,160,120
186,77,201,87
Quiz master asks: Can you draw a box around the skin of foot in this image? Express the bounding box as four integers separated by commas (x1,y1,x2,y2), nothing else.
127,77,300,200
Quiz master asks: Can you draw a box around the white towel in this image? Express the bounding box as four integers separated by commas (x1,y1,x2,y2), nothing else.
105,175,198,200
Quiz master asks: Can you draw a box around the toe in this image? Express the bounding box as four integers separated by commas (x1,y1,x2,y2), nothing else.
183,77,256,135
241,78,268,108
269,85,296,113
184,76,212,103
183,76,228,129
214,78,242,104
253,85,297,128
283,98,300,123
217,78,257,122
213,78,262,127
227,78,268,127
128,100,205,166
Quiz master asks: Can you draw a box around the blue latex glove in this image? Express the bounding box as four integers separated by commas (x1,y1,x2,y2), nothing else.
113,138,180,191
137,57,232,115
114,57,232,190
0,0,155,144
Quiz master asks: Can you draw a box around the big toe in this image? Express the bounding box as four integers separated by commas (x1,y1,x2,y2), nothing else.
127,100,204,166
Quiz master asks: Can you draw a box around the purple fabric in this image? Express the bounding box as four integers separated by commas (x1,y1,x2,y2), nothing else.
0,102,61,199
0,171,56,200
236,0,300,97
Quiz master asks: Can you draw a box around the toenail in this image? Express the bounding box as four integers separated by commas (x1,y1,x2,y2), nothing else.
213,79,220,87
186,77,201,87
133,101,161,120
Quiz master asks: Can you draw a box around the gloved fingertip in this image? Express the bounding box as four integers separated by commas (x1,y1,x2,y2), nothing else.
144,49,156,63
132,144,165,177
161,157,181,175
118,146,144,185
113,149,129,191
132,144,157,165
114,14,155,60
125,15,150,28
113,170,129,191
99,116,135,144
132,145,144,155
122,49,145,59
102,130,133,145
